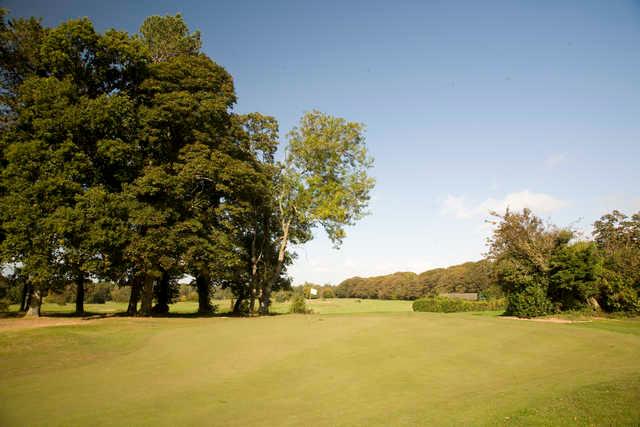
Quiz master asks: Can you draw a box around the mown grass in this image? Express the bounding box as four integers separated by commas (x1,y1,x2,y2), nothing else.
7,298,414,316
1,301,639,426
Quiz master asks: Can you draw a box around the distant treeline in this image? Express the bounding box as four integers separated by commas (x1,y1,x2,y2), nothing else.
332,260,495,300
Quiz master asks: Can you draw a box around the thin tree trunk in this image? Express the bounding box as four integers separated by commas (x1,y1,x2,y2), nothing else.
20,282,31,312
153,271,170,314
127,277,141,316
25,287,41,317
233,297,244,315
196,274,212,314
249,226,261,315
139,274,154,316
75,274,85,315
260,221,290,315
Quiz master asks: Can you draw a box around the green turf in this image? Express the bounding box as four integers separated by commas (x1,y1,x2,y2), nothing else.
7,298,414,316
1,303,639,426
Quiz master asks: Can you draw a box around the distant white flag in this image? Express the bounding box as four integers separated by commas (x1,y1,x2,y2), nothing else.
310,288,318,296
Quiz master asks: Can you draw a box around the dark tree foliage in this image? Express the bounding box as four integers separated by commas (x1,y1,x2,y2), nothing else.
0,12,344,317
487,208,639,317
593,210,640,312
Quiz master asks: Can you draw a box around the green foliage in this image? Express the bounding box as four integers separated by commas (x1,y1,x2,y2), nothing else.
505,286,554,317
110,286,131,303
178,283,199,302
45,288,71,305
273,290,291,303
488,209,571,317
86,282,113,304
548,241,602,310
281,110,375,246
289,291,311,314
139,14,201,63
335,260,494,300
0,274,10,310
321,287,335,299
412,296,505,313
593,210,640,313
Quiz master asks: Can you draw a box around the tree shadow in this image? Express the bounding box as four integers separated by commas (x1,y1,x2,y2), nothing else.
1,308,286,320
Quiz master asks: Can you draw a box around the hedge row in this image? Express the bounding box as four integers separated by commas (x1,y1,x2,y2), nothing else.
412,297,506,313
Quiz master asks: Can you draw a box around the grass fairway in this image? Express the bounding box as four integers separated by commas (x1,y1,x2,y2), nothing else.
1,304,639,426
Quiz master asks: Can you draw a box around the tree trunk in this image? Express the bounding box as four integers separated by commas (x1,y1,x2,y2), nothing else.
249,234,260,315
260,221,290,315
20,282,31,312
139,274,154,316
196,274,213,314
25,287,42,317
233,297,244,315
153,271,170,314
75,274,85,315
127,277,141,316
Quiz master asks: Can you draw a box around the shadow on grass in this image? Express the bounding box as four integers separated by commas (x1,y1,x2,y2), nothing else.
1,310,286,320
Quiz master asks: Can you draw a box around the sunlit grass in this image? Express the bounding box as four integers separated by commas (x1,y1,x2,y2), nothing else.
1,309,639,426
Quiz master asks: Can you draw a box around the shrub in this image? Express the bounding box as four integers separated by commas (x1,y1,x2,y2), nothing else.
322,288,335,299
212,287,233,300
45,285,74,305
289,292,312,314
179,284,199,302
274,290,292,303
110,286,131,303
505,286,554,318
46,291,68,306
86,282,113,304
412,296,506,313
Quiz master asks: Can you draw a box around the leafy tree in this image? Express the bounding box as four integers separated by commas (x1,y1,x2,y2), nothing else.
548,241,602,310
139,13,201,63
0,13,147,316
593,210,640,312
487,209,571,317
259,111,375,314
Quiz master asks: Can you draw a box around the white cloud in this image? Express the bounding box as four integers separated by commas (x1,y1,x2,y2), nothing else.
442,190,570,220
545,152,567,168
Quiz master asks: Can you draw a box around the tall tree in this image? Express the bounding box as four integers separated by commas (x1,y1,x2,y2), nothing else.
0,13,147,315
487,209,571,317
131,14,261,315
259,111,375,314
139,14,201,64
593,210,640,312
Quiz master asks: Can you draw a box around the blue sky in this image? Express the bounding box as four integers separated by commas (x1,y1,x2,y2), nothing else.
7,0,640,284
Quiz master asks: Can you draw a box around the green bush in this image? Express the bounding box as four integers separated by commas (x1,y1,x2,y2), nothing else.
179,284,199,302
322,288,335,299
412,296,506,313
110,286,131,303
86,282,113,304
274,290,292,303
46,291,69,306
289,293,312,314
505,287,554,318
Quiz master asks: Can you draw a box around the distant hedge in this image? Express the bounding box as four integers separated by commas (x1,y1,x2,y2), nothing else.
412,297,506,313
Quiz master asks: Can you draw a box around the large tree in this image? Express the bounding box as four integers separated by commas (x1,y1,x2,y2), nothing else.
487,209,571,317
593,210,640,312
0,13,147,316
259,111,375,314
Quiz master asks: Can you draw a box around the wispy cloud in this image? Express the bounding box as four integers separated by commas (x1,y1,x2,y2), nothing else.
442,190,570,219
545,152,567,169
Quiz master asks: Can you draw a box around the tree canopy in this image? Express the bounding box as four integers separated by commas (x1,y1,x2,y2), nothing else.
0,12,375,317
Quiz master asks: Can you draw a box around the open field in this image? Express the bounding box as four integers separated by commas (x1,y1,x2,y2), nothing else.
1,301,640,426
